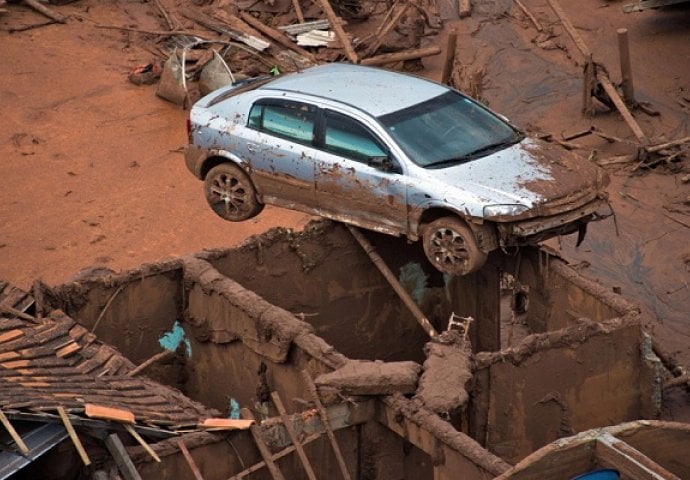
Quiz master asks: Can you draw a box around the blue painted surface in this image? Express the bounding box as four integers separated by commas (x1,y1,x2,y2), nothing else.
159,321,192,357
570,469,620,480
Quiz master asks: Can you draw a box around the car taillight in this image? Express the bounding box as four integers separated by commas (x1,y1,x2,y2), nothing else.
186,117,192,144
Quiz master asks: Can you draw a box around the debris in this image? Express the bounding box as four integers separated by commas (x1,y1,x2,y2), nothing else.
23,0,67,24
127,349,175,377
125,423,161,463
302,370,352,480
296,30,334,47
85,404,136,424
270,392,318,480
198,50,235,96
199,418,254,430
278,19,330,37
57,406,91,466
291,0,305,24
362,2,411,58
441,30,458,85
156,49,189,107
7,19,58,33
514,0,544,32
181,9,270,51
239,11,316,62
314,0,359,64
360,45,442,66
241,408,287,480
459,0,472,18
314,359,421,395
0,409,29,454
105,433,144,480
128,63,162,86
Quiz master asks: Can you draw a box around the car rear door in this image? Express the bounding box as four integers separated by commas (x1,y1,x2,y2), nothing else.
238,98,319,208
314,109,408,233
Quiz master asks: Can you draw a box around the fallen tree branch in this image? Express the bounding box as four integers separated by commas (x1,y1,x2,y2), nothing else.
23,0,67,24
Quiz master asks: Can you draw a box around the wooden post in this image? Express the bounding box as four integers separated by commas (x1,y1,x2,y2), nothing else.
270,392,318,480
57,406,91,466
347,226,438,338
0,410,29,454
582,54,595,116
105,433,144,480
617,28,635,105
124,424,160,463
292,0,305,23
314,0,359,64
441,30,457,85
177,439,205,480
241,408,287,480
301,370,352,480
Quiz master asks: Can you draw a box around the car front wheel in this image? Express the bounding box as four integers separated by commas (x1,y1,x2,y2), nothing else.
204,163,264,222
422,217,488,276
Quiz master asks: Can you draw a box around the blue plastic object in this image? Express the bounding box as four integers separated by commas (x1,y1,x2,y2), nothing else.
570,469,620,480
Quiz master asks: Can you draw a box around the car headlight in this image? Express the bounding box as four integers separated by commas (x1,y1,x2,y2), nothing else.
483,204,529,218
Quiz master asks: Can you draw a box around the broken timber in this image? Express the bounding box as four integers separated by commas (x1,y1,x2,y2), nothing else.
23,0,66,24
105,433,144,480
241,408,287,480
314,0,359,64
270,391,318,480
177,439,205,480
57,406,91,466
360,46,442,66
347,225,439,338
302,370,353,480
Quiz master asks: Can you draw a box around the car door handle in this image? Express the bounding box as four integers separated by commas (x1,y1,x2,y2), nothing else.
247,143,258,153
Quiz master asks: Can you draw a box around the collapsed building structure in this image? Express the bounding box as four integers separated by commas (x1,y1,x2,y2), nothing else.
1,220,689,479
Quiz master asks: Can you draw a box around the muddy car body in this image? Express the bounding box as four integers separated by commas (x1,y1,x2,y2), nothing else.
185,63,611,275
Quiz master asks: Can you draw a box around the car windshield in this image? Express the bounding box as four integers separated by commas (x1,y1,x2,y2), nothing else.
378,91,523,168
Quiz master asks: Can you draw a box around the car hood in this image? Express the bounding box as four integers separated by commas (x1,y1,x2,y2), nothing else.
420,137,603,208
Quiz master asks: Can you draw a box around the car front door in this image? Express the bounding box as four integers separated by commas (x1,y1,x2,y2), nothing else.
315,109,408,234
238,98,319,208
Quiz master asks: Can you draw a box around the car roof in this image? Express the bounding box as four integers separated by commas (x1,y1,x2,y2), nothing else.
257,63,449,117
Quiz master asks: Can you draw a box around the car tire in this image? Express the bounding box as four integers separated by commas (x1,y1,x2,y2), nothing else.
204,163,264,222
422,216,488,276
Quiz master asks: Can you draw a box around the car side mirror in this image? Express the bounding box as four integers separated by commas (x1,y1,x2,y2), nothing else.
368,155,401,174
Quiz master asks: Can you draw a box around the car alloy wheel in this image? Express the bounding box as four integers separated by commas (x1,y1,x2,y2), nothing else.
422,216,488,276
204,163,264,222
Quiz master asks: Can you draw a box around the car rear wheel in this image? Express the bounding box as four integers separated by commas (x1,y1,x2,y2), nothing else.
204,163,264,222
422,217,488,276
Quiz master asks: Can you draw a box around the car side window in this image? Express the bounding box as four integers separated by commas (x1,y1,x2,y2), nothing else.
248,100,316,145
323,110,388,163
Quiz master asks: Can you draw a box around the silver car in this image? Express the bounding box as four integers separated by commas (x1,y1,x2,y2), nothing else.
185,63,611,275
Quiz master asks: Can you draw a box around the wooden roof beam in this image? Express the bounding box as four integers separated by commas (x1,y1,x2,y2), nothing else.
595,432,681,480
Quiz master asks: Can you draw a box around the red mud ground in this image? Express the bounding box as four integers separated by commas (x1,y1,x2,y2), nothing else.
1,1,689,364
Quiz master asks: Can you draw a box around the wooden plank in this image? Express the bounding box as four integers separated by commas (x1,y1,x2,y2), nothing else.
314,0,359,64
85,404,136,423
177,438,205,480
0,304,37,323
302,370,352,480
127,349,174,377
598,74,648,144
271,391,318,480
546,0,591,59
57,406,91,466
441,30,458,85
105,433,144,480
199,418,254,430
360,46,442,66
595,432,680,480
56,342,81,358
0,409,29,454
291,0,305,23
125,423,161,463
241,408,287,480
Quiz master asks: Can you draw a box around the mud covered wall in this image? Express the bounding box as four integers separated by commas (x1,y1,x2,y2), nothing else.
48,261,185,365
472,318,660,464
200,222,450,364
507,248,636,333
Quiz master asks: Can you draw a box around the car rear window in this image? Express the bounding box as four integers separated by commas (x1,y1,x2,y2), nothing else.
248,100,316,144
